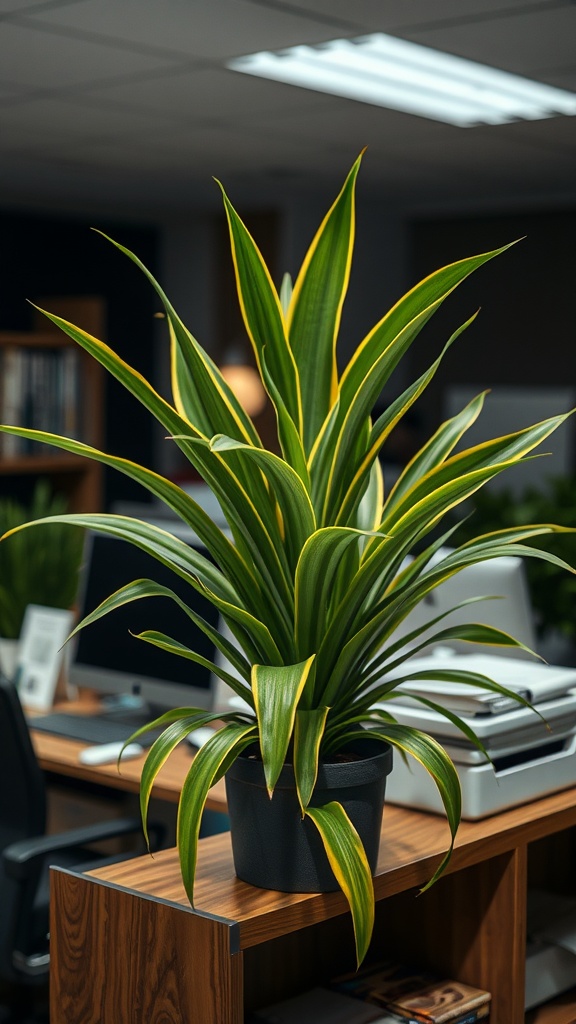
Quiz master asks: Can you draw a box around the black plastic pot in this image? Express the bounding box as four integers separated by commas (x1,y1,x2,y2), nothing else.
224,737,393,893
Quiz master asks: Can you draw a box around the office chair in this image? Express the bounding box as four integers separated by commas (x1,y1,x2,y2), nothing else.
0,674,163,1016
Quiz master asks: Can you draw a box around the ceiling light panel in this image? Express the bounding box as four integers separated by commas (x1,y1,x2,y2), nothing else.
227,33,576,127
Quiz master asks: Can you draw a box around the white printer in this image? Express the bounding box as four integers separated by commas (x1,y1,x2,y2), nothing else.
378,652,576,819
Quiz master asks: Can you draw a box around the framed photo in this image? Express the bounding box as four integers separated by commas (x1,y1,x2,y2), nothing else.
16,604,74,711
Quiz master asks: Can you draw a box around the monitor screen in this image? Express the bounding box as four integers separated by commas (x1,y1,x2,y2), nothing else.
69,529,222,711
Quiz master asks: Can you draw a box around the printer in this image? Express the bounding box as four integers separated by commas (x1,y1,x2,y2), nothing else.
377,652,576,819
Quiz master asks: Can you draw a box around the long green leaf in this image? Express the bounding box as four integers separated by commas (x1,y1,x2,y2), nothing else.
355,609,537,700
69,577,251,682
185,438,295,623
365,722,461,890
374,666,536,713
176,723,257,904
369,697,492,762
134,710,232,844
218,185,302,432
252,657,315,795
382,412,573,531
287,154,362,451
209,434,316,572
325,594,534,713
294,528,382,660
330,318,478,528
385,391,488,512
309,244,515,481
337,242,516,425
314,459,538,696
0,423,267,613
353,531,576,686
294,707,329,810
259,346,310,487
305,801,374,966
27,307,292,621
316,306,475,523
135,630,253,702
3,512,236,599
4,510,285,667
355,459,384,533
93,231,262,447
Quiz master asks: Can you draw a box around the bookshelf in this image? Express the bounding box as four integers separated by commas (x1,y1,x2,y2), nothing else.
49,786,576,1023
0,297,104,511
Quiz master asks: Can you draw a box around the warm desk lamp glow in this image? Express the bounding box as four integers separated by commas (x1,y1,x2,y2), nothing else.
220,358,267,417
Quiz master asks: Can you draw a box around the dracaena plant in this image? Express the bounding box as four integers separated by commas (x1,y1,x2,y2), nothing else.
1,153,573,965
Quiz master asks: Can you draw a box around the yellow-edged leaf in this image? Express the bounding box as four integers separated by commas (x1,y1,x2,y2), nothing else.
176,723,257,904
93,230,262,446
252,657,315,795
305,801,374,966
294,527,381,660
209,434,316,571
287,154,362,452
294,707,330,810
365,722,460,890
218,184,302,433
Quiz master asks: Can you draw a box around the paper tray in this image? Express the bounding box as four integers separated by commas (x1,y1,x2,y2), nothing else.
386,733,576,820
379,693,576,754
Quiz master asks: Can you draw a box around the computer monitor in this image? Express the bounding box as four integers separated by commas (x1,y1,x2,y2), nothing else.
69,528,223,712
389,550,538,661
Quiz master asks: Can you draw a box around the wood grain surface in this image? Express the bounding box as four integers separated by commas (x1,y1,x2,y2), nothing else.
87,785,576,950
50,869,243,1024
50,750,576,1022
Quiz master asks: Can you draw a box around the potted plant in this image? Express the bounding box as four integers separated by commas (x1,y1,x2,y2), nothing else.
0,481,84,678
0,154,573,965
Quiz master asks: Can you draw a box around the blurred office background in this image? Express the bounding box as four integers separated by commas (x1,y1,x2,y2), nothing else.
1,0,575,649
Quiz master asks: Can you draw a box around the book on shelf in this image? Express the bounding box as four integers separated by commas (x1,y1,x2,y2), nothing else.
0,344,81,456
249,961,491,1024
330,959,491,1024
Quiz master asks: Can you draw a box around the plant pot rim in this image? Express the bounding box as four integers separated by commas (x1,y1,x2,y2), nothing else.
226,735,393,791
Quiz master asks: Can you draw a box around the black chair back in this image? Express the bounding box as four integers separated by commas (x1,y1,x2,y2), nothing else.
0,674,46,851
0,672,164,1001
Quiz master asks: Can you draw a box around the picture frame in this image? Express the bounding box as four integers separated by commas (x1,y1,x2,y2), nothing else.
16,604,74,712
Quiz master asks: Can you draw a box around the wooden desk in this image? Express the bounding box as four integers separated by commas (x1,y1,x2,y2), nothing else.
29,702,228,814
49,784,576,1024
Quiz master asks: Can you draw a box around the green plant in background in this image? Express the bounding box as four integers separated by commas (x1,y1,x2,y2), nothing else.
0,481,84,639
0,154,573,964
452,476,576,644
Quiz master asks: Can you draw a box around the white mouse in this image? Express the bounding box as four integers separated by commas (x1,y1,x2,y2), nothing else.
78,741,144,765
186,726,216,749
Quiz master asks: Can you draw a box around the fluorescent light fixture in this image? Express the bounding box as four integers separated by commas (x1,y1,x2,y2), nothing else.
227,33,576,127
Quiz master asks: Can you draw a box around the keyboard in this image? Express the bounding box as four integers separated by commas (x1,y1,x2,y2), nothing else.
29,709,163,747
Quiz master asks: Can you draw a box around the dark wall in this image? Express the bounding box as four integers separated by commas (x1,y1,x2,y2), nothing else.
0,211,159,508
406,208,576,440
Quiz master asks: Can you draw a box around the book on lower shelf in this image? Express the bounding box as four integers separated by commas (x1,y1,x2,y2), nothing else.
249,960,491,1024
330,959,491,1023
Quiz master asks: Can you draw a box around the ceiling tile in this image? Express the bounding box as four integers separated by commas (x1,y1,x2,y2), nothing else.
0,20,182,92
18,0,350,60
0,0,574,214
77,64,337,124
406,6,576,76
